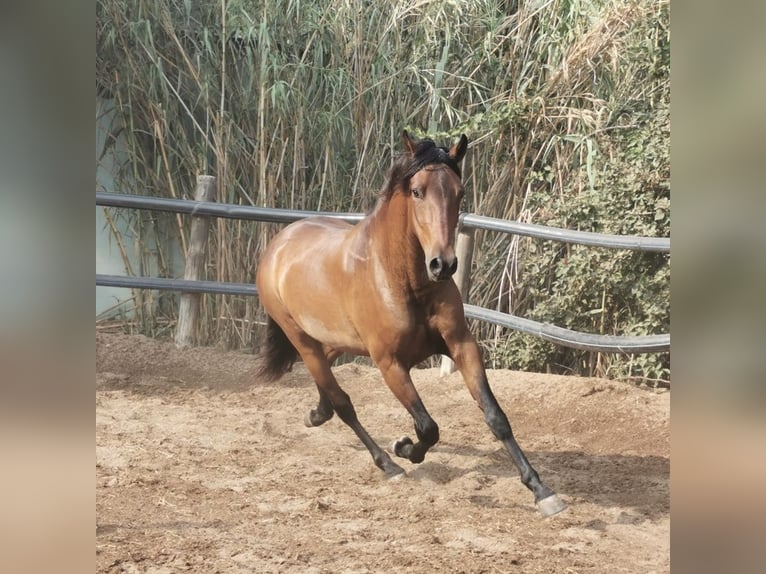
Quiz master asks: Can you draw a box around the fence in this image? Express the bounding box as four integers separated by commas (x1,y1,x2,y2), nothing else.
96,181,670,361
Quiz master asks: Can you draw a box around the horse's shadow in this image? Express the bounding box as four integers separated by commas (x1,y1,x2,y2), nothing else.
398,444,670,520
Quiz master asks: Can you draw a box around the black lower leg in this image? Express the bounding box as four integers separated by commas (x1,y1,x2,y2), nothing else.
394,402,439,464
479,390,556,503
333,395,404,478
453,345,566,515
305,387,334,427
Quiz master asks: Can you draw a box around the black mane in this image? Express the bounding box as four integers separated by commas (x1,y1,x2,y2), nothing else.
381,138,461,200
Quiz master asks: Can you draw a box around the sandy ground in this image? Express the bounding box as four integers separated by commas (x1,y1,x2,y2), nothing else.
96,332,669,573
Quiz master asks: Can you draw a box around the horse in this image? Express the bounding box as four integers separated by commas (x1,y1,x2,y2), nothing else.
255,131,566,516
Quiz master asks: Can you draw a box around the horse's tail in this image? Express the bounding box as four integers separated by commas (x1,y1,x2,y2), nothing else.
256,315,299,382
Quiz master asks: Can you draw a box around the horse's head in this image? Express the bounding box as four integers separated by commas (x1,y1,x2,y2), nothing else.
400,130,468,282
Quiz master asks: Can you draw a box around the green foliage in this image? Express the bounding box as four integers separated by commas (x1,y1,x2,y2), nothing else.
97,0,669,383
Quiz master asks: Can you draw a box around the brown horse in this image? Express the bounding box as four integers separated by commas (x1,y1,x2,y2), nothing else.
255,131,565,516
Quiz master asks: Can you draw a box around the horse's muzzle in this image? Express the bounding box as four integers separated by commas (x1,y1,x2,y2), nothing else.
428,255,458,281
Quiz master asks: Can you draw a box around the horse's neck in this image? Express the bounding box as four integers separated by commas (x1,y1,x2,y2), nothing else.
367,195,428,294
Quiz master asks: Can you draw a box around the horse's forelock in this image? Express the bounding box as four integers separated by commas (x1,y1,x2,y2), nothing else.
381,139,461,200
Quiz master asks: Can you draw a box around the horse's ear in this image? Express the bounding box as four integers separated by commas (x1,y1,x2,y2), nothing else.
449,134,468,163
402,130,418,156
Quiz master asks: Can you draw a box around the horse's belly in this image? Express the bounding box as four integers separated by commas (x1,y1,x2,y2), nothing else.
296,313,367,355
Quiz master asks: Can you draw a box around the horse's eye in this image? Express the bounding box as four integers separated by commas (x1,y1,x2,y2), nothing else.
412,188,422,199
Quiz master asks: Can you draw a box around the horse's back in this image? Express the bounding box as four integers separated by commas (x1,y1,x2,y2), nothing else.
258,216,352,292
258,216,352,276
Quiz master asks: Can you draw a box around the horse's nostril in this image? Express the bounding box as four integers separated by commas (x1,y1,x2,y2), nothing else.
429,256,457,280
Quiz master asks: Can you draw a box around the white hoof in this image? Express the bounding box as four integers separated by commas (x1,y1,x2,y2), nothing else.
537,494,567,517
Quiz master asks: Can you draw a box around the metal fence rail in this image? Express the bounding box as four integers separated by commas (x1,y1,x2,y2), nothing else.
97,273,258,297
460,213,670,252
96,192,670,251
96,274,669,353
97,192,670,353
96,191,364,224
462,304,668,353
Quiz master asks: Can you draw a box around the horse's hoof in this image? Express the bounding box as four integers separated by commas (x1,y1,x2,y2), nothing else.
386,466,407,481
304,409,332,427
392,436,413,457
537,494,567,517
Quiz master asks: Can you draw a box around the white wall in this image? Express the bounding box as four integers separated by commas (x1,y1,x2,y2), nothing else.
96,96,135,316
96,96,183,318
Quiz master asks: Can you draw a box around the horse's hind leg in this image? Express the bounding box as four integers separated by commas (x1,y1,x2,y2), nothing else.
304,349,341,427
297,340,405,478
304,386,334,427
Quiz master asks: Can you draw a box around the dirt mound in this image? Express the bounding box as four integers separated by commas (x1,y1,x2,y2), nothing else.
97,332,669,573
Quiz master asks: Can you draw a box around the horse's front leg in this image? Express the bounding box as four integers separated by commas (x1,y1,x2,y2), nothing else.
375,356,439,464
445,333,567,517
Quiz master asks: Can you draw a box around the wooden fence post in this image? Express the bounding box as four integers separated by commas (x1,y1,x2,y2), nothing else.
440,226,476,376
175,175,217,347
